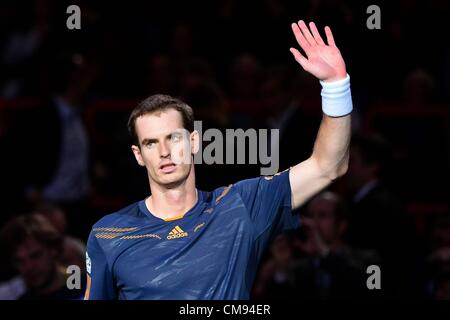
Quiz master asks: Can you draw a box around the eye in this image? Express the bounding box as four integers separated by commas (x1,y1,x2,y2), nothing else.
145,141,156,149
171,134,182,142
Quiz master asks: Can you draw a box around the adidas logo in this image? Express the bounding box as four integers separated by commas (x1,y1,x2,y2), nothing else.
167,226,188,240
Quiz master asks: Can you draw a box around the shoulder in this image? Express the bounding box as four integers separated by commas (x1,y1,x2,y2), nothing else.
233,169,291,192
91,201,144,231
87,202,145,256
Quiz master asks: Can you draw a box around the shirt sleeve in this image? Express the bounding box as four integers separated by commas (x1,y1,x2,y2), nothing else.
84,231,117,300
233,169,300,242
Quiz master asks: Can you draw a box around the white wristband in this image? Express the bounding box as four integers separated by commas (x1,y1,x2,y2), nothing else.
319,74,353,117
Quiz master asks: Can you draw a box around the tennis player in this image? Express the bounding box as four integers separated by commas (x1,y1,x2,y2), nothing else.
84,20,352,299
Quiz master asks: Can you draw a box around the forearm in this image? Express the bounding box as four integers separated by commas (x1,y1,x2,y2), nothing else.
310,74,352,179
310,113,351,180
289,111,351,209
288,21,353,208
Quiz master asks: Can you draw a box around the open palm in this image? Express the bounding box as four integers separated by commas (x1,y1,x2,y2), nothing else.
290,20,347,82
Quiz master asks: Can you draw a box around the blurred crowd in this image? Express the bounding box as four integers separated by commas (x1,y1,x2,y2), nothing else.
0,0,449,299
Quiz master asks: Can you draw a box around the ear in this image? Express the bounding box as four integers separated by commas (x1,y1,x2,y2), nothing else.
190,130,200,155
131,145,145,167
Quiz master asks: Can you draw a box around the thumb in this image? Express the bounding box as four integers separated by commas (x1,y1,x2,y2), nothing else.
290,48,309,70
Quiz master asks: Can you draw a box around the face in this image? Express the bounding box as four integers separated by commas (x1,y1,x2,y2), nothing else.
14,237,57,290
131,109,199,188
307,198,345,245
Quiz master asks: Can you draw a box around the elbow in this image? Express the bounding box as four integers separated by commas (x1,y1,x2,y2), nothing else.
325,156,349,181
311,151,350,181
334,161,349,179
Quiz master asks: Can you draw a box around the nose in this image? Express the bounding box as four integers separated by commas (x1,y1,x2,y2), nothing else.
158,140,171,158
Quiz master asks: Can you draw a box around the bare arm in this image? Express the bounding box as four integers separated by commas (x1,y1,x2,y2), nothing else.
288,21,351,209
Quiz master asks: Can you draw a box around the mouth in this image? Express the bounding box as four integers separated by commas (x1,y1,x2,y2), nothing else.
159,162,177,173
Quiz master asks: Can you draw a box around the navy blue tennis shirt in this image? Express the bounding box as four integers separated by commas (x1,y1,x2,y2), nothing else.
85,169,299,299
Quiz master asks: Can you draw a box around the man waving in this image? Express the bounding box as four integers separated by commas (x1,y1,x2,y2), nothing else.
84,20,352,300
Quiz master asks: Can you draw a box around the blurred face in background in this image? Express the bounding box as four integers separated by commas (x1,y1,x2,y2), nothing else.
131,108,199,189
13,237,58,290
307,197,346,246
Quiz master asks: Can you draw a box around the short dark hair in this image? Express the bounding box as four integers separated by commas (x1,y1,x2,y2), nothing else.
0,214,63,259
128,94,195,146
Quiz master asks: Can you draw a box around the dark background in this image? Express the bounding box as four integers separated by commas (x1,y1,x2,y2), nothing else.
0,0,449,300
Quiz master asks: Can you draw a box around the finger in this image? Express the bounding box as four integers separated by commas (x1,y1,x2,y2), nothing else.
289,48,309,70
325,26,336,46
298,20,317,46
309,22,325,45
291,23,311,55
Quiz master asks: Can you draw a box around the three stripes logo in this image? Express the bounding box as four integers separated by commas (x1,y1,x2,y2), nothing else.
167,226,188,240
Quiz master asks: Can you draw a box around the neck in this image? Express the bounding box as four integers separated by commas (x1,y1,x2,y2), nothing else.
146,165,197,220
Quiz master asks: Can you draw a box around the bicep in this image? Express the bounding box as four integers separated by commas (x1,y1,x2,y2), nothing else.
289,157,333,210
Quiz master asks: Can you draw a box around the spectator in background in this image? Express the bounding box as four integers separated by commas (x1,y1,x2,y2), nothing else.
178,58,216,100
261,65,295,126
0,214,84,300
344,132,419,298
170,23,194,66
181,80,229,131
0,1,48,98
181,80,254,190
252,233,297,300
229,53,262,101
37,53,95,205
146,54,177,96
9,52,99,239
291,192,374,299
32,203,86,273
263,68,323,170
227,53,263,128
